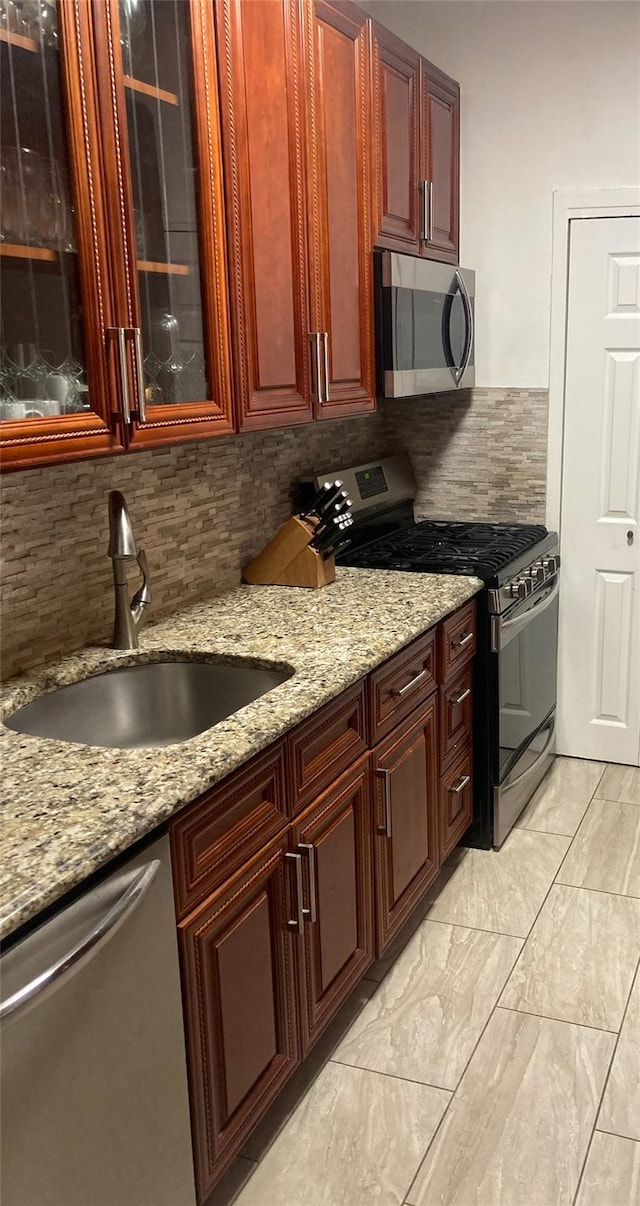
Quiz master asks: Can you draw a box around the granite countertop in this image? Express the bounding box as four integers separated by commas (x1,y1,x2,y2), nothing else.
0,568,482,940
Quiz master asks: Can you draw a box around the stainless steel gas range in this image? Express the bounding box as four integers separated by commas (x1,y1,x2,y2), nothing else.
299,453,559,849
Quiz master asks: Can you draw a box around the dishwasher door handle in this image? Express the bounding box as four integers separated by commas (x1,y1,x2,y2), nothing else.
0,860,160,1023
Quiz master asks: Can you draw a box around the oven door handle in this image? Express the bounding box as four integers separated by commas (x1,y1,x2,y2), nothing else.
502,715,556,793
492,577,559,652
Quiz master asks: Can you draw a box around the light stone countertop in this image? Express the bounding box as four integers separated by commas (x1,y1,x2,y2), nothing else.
0,568,481,940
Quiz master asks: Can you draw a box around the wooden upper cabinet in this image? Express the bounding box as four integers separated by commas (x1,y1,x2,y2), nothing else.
0,0,123,469
370,23,421,255
421,60,459,264
92,0,234,448
306,0,376,419
370,24,460,264
214,0,314,431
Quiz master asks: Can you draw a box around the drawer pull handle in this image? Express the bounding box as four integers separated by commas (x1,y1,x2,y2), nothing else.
297,842,317,924
449,774,470,795
393,669,427,698
455,632,473,649
376,768,393,837
451,687,471,706
285,852,304,934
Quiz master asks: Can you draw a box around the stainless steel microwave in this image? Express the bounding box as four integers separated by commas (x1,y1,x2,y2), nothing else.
375,251,475,397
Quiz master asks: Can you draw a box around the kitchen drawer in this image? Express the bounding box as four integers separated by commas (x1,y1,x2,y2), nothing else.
170,742,288,920
368,629,437,745
439,744,473,861
440,665,473,769
438,600,476,683
287,682,368,816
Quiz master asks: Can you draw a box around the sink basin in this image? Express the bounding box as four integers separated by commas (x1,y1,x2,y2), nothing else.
5,660,293,749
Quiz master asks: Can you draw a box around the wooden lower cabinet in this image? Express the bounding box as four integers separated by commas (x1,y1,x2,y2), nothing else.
177,758,374,1200
291,757,374,1054
372,695,440,956
178,832,299,1202
439,744,473,863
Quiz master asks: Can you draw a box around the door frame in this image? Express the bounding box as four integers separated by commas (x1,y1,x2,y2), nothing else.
546,188,640,533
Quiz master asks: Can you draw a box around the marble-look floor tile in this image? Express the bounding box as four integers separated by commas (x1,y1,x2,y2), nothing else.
242,979,376,1161
332,922,522,1089
235,1062,450,1206
515,756,604,836
499,884,640,1030
556,798,640,897
574,1132,640,1206
406,1008,615,1206
598,763,640,806
424,829,571,937
599,970,640,1141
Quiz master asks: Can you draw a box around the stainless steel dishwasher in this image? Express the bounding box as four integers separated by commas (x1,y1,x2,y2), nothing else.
1,833,196,1206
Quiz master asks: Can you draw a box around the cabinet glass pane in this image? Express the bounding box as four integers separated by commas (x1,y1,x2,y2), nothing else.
0,2,91,422
119,0,208,406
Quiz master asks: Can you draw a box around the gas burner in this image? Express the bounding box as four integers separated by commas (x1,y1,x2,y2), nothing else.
344,521,549,580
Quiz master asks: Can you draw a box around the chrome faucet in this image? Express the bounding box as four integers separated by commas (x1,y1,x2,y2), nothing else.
107,490,151,649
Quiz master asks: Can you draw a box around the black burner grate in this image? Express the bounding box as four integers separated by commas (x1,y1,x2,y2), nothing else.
345,520,548,578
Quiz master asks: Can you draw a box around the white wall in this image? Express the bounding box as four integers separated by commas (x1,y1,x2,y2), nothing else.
357,0,640,387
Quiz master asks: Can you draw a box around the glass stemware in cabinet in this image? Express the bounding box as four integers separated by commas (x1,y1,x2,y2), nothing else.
0,0,92,425
116,0,210,408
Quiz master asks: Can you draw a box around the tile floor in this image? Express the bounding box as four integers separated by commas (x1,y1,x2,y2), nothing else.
208,758,640,1206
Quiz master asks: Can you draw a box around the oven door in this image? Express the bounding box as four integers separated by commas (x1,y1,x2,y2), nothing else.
492,575,559,778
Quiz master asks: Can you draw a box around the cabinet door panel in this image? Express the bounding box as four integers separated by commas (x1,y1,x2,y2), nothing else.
308,0,375,418
421,63,459,264
93,0,234,448
373,697,440,955
371,23,421,253
1,0,122,469
216,0,313,430
291,757,373,1053
440,744,473,861
179,834,298,1200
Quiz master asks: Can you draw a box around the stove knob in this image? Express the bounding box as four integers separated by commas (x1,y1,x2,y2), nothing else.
532,562,546,583
543,556,558,575
510,577,533,600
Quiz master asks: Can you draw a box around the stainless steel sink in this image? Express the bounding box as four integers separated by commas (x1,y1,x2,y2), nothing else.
5,660,293,749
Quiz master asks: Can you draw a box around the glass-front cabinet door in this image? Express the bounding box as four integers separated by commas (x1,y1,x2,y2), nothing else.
0,0,123,467
92,0,233,448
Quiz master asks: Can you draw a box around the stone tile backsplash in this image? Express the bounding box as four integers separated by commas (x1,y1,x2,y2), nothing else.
0,388,548,678
384,388,549,524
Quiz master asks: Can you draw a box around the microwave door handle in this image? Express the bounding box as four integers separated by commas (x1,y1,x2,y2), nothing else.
453,270,474,385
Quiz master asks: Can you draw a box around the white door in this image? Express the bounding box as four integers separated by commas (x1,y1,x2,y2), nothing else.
558,215,640,764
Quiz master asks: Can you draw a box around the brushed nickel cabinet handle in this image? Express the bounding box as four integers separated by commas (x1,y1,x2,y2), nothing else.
451,687,471,706
309,333,324,405
322,332,331,403
421,179,429,241
285,852,304,934
376,768,393,838
393,669,427,698
449,774,470,795
107,327,131,426
428,180,434,241
298,842,317,924
455,632,473,648
131,327,146,423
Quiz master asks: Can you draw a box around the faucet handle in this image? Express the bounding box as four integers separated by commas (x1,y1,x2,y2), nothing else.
131,549,151,611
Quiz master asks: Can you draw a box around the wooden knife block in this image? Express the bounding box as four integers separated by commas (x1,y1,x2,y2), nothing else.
243,516,336,588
